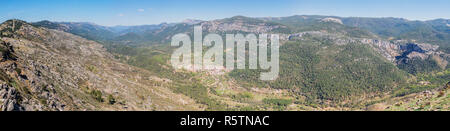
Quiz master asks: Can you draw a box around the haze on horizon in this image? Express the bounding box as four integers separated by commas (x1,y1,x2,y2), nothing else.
1,0,449,26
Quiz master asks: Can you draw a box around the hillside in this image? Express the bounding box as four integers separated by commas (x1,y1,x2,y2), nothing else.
32,20,117,42
231,36,407,104
0,20,201,111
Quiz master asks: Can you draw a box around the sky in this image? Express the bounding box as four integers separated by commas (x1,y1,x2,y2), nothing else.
1,0,449,26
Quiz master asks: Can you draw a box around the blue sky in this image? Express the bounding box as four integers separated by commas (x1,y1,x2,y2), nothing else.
1,0,449,26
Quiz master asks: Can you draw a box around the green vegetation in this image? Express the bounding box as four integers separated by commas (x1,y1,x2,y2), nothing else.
263,98,293,106
263,98,293,110
231,92,254,102
416,69,450,85
86,65,97,73
90,89,103,102
386,82,449,111
230,37,408,105
172,83,226,110
397,57,443,75
114,44,228,110
394,85,439,97
393,69,450,97
39,98,47,105
107,95,116,105
14,68,22,75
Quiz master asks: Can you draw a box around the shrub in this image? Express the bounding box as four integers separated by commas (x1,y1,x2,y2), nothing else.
107,95,116,105
437,91,445,98
263,98,293,106
90,90,103,102
86,65,97,73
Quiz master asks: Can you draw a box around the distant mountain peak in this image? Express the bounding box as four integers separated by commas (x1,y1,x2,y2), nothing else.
0,19,48,40
181,19,203,25
1,19,29,28
231,15,247,18
33,20,71,32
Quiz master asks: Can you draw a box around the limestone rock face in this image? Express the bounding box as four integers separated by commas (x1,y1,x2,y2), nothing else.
0,82,22,111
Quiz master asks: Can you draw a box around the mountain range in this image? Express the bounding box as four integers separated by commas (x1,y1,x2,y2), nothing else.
1,15,449,111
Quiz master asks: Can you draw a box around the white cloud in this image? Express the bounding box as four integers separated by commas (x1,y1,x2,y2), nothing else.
117,13,124,17
138,9,145,12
